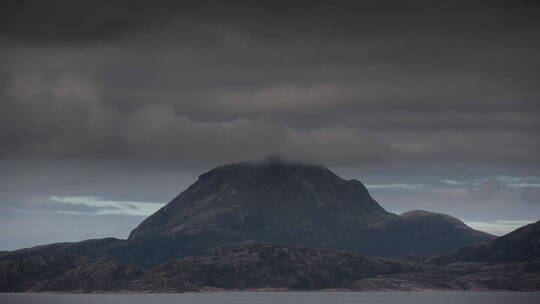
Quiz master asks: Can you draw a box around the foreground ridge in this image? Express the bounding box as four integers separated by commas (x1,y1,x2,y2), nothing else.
1,239,540,292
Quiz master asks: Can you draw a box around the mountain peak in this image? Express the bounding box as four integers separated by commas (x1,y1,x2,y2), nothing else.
202,157,331,180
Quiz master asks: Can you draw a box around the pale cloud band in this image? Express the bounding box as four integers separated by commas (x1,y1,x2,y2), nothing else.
465,220,536,236
50,196,164,216
365,184,426,190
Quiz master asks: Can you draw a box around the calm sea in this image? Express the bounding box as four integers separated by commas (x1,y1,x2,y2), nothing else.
2,291,540,304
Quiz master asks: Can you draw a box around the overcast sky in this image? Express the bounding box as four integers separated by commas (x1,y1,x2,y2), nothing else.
1,0,539,251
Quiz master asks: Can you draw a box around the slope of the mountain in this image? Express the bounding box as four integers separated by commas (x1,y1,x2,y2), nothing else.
433,220,540,265
127,159,493,259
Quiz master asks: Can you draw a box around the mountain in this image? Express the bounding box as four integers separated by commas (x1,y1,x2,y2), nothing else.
432,220,540,265
0,159,493,268
129,159,390,245
127,159,493,259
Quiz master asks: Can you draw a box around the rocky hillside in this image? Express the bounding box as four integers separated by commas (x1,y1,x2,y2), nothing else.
0,243,423,292
3,241,539,292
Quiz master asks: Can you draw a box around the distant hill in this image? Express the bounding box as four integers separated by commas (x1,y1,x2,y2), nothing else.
433,220,540,264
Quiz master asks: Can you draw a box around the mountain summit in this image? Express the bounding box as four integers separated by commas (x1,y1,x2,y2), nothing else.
128,159,493,258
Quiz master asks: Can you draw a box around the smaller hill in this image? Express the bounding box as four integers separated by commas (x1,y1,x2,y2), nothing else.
432,220,540,264
356,210,494,257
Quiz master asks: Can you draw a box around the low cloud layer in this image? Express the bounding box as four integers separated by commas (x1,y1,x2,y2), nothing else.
1,1,539,169
2,70,538,168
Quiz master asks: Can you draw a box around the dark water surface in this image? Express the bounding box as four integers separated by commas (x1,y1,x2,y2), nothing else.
2,291,540,304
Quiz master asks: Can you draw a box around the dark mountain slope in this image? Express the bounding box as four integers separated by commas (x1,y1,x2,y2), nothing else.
127,159,493,259
129,159,390,244
433,220,540,265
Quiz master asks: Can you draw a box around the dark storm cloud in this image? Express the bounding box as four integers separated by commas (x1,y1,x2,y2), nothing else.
0,0,538,166
0,0,178,45
3,0,540,250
